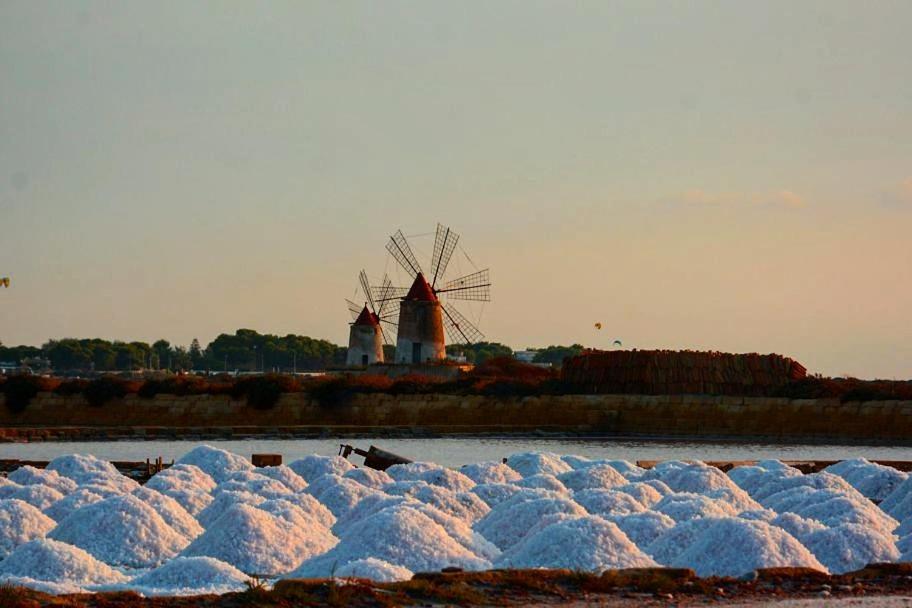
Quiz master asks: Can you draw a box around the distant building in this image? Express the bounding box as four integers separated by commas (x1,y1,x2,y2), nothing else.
514,350,537,363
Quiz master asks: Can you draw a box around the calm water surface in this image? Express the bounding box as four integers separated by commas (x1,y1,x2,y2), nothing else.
2,438,912,467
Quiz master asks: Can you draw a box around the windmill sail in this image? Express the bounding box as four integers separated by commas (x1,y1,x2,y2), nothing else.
430,223,460,289
442,302,484,344
386,230,423,278
346,299,362,321
437,269,491,302
359,270,377,314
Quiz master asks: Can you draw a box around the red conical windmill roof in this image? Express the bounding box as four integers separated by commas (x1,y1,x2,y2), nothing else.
353,305,380,327
404,273,438,302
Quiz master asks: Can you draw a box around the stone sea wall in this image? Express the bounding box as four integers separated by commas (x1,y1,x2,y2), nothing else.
1,392,911,442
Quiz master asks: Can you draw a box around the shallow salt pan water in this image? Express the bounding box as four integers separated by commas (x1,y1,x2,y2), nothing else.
3,438,912,467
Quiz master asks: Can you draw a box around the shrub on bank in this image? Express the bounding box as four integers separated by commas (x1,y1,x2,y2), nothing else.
231,374,301,410
83,375,139,407
0,375,59,413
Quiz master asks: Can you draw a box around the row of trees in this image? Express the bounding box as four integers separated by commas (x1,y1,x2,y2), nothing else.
0,334,586,372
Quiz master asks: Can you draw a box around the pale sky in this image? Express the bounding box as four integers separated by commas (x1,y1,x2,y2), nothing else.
1,1,910,378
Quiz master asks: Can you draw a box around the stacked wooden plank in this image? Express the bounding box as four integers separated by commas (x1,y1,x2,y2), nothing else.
561,350,807,397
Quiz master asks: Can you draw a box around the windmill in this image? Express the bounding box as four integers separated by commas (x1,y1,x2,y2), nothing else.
344,270,399,366
383,224,491,364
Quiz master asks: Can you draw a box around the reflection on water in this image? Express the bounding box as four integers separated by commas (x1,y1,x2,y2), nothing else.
2,438,912,467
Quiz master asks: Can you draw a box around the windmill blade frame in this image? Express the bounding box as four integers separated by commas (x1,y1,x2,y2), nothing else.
345,299,362,321
359,269,378,314
436,269,491,302
441,302,485,345
430,223,460,289
386,230,423,279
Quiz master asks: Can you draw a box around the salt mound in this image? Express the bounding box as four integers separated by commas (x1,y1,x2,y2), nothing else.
669,517,826,577
460,461,522,485
771,512,828,541
600,460,648,479
880,477,912,520
214,476,292,500
516,474,569,493
561,454,594,469
332,494,411,536
471,483,524,508
44,488,104,522
739,508,777,522
305,474,385,518
49,494,189,568
474,495,587,551
608,511,676,547
181,503,337,575
132,487,204,540
286,505,490,578
127,556,250,596
0,499,57,559
277,493,336,529
660,463,746,496
386,461,441,481
704,487,762,512
645,517,719,565
753,472,864,503
7,484,65,510
175,445,253,482
495,515,656,571
197,490,266,528
8,466,77,495
0,538,128,586
343,467,392,489
258,498,335,531
506,452,572,478
147,464,218,494
389,483,489,523
639,479,674,497
288,454,354,482
416,467,476,492
74,471,139,497
824,459,908,502
557,464,627,492
652,493,738,522
46,454,119,481
332,558,413,582
0,477,20,499
615,482,665,508
802,523,900,574
796,496,897,535
257,465,309,492
574,489,645,517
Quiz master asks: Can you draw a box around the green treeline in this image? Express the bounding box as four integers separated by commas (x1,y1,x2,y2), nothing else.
0,332,586,371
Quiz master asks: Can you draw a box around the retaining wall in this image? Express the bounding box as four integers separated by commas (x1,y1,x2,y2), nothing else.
1,393,911,442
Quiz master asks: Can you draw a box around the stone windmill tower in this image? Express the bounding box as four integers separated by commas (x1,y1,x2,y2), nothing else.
383,224,491,364
344,270,399,366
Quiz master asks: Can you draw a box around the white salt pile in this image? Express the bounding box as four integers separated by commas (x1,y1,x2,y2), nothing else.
259,465,309,492
174,445,254,482
0,499,57,559
214,476,292,500
0,538,128,587
286,505,490,578
132,487,204,540
516,474,569,493
470,483,524,507
664,517,826,577
197,490,266,528
475,495,587,550
460,461,522,485
330,558,413,582
615,482,665,508
388,483,490,523
506,452,572,478
652,492,738,522
801,523,900,574
343,467,393,489
574,489,646,516
44,488,104,522
880,477,912,522
181,503,337,575
495,515,656,571
608,511,677,547
7,465,77,495
557,464,628,492
288,454,354,482
49,494,189,568
125,556,250,596
145,464,216,516
6,484,65,510
46,454,120,481
305,474,385,518
825,459,908,502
